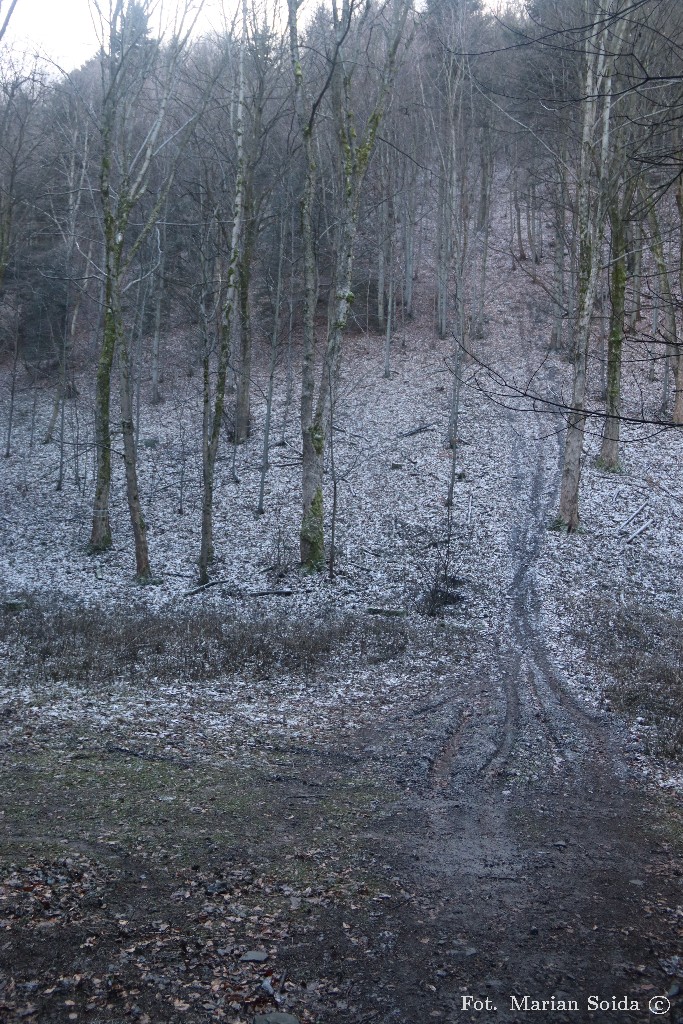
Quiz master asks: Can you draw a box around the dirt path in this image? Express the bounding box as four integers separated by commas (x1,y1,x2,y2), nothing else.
305,391,683,1023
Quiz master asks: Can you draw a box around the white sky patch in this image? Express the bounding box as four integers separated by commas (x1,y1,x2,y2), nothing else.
3,0,520,74
3,0,238,73
5,0,99,71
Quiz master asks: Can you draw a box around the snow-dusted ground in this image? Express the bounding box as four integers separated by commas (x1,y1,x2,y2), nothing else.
1,205,682,793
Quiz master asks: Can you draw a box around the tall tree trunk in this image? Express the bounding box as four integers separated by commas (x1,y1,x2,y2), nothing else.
234,207,255,443
403,193,415,319
287,0,323,569
197,0,247,584
513,166,527,262
151,217,167,406
437,150,452,339
473,207,490,341
550,197,565,351
118,305,151,579
557,11,619,529
526,179,538,269
377,196,386,330
628,216,642,331
199,351,214,577
477,122,493,233
90,260,118,552
4,317,18,458
646,203,678,420
649,288,658,382
297,133,321,568
88,5,192,568
257,216,285,515
383,244,394,379
599,204,627,469
280,202,296,445
290,0,409,569
673,167,683,423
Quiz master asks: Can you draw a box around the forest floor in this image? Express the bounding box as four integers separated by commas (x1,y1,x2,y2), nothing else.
1,232,683,1023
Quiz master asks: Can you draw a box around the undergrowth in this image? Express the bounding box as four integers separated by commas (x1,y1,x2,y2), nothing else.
580,600,683,761
0,600,411,686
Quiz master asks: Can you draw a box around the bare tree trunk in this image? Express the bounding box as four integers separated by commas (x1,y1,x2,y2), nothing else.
198,1,247,584
44,385,61,448
234,203,256,443
89,3,197,568
550,197,565,351
90,269,117,552
477,122,493,233
199,350,214,576
526,179,538,269
447,334,463,509
294,118,321,569
280,203,296,445
257,216,285,514
403,193,415,318
57,289,84,490
134,278,149,454
377,196,386,331
513,166,527,262
628,216,642,332
673,167,683,423
646,203,678,420
118,307,151,579
557,276,600,530
473,210,490,341
599,204,627,469
151,217,167,405
290,0,409,569
288,0,324,569
649,288,658,382
383,248,394,379
557,10,621,529
436,151,452,339
4,317,18,458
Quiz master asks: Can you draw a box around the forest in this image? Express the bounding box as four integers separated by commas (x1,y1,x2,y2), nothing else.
1,0,683,1022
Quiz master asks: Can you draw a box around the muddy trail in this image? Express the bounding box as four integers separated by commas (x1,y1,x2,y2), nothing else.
304,403,683,1024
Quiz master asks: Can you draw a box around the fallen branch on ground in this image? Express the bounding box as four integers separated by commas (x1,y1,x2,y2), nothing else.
623,519,653,546
398,423,437,438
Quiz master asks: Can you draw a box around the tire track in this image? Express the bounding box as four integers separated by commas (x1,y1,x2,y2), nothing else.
428,364,612,791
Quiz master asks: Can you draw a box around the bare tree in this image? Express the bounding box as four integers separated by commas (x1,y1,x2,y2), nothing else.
197,0,248,586
289,0,412,569
89,0,201,579
557,0,630,530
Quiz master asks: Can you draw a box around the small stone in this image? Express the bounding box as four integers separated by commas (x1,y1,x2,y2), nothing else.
529,926,538,936
253,1015,299,1024
553,841,567,849
629,879,644,886
207,881,229,895
241,950,268,963
668,983,680,998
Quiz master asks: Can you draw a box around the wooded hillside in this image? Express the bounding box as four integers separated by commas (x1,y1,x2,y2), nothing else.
1,0,681,586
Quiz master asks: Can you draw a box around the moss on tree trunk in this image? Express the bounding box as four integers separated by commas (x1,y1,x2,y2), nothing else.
300,486,324,570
